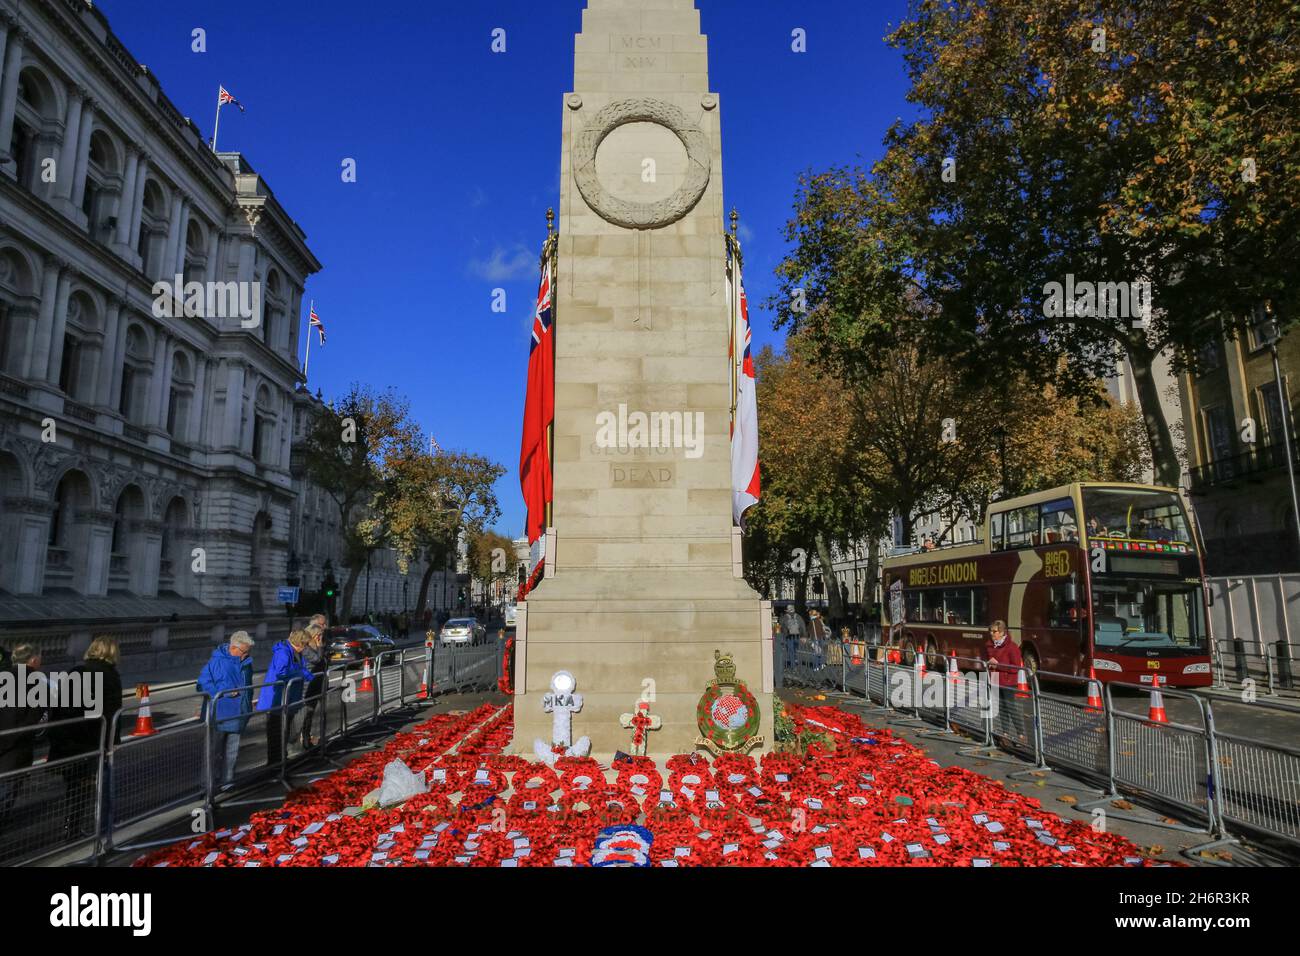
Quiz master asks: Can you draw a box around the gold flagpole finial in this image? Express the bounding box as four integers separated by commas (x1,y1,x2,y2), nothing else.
730,208,739,236
546,208,555,237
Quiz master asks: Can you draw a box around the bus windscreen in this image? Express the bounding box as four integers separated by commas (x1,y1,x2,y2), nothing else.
1091,580,1206,652
1082,488,1191,543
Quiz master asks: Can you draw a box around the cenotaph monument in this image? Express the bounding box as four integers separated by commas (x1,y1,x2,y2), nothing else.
513,0,773,759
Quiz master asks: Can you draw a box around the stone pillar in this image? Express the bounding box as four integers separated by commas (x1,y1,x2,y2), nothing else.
107,303,128,411
97,296,123,407
114,145,139,247
173,197,191,278
128,153,150,251
0,498,53,595
45,271,74,387
70,98,95,210
514,0,769,758
189,357,208,445
163,192,183,282
0,26,23,172
147,330,169,427
54,86,85,201
223,361,245,448
206,229,222,282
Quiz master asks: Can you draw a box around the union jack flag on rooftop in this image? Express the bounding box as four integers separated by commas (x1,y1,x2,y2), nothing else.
218,86,245,112
310,307,326,345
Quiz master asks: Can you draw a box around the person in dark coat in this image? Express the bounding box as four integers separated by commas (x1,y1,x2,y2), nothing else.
299,621,328,750
196,631,255,789
47,636,122,839
256,630,314,765
0,644,47,825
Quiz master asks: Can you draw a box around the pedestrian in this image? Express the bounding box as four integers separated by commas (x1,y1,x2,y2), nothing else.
0,644,48,825
196,631,255,791
256,629,314,766
983,620,1026,743
47,636,122,840
780,607,804,668
300,624,327,750
809,609,828,674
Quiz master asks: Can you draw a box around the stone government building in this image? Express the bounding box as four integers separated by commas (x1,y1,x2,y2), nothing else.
0,0,417,676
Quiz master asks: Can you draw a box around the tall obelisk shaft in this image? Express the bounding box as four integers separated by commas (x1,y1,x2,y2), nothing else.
514,0,771,759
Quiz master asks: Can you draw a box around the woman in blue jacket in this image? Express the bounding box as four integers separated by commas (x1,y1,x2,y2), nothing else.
257,629,313,765
196,631,255,788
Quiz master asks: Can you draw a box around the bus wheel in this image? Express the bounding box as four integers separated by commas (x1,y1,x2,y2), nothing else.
925,640,943,671
1022,647,1040,679
902,640,918,666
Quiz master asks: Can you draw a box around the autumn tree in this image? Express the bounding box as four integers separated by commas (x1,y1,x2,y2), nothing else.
300,385,420,621
774,0,1300,487
384,449,504,617
466,528,517,610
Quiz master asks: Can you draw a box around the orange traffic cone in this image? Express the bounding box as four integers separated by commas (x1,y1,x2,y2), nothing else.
1015,667,1030,698
130,684,157,737
359,658,375,693
1147,684,1169,724
948,653,960,685
915,649,927,679
887,646,901,665
1085,667,1103,711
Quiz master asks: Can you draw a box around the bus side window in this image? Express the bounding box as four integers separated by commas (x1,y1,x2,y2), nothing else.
973,588,989,626
990,513,1005,551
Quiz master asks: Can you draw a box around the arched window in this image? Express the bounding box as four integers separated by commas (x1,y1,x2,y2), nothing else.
119,324,150,422
253,384,276,463
83,129,119,241
45,469,93,594
137,180,167,277
183,220,205,287
262,270,284,349
167,350,193,440
12,68,59,193
0,248,37,377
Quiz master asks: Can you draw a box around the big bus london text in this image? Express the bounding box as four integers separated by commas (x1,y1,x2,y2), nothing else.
881,482,1212,688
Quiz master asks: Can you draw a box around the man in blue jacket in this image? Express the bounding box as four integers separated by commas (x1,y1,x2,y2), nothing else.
257,629,314,765
196,631,255,790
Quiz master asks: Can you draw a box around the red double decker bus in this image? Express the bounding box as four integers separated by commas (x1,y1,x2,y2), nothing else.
881,482,1212,687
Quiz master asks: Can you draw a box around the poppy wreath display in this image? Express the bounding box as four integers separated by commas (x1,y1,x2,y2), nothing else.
556,757,605,795
711,754,759,792
613,758,663,801
759,752,806,792
135,700,1162,868
459,763,508,797
512,764,561,799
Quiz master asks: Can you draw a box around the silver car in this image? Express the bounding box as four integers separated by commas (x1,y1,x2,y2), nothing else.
439,617,485,646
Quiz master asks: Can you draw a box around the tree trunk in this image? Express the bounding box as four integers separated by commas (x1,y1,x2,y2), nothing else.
1127,343,1181,487
865,543,880,616
341,564,362,623
794,566,808,619
415,561,436,616
815,534,845,621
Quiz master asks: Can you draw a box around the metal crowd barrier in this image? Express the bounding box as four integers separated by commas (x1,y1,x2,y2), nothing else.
0,716,106,867
823,643,1300,860
0,644,503,866
1212,638,1300,696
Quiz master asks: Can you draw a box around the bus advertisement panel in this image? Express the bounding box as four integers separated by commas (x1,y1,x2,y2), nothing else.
881,482,1211,688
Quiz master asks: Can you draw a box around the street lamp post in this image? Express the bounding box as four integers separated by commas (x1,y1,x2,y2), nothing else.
285,552,300,622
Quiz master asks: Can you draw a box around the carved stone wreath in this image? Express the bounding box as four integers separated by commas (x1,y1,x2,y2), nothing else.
572,97,711,230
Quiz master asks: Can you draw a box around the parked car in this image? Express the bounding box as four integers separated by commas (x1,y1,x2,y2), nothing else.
439,617,485,646
324,626,396,666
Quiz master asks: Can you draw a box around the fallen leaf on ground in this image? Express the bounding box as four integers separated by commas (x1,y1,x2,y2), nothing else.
1057,795,1078,805
1112,799,1135,810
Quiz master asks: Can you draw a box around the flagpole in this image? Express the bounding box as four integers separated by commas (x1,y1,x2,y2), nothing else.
211,96,223,153
303,299,313,378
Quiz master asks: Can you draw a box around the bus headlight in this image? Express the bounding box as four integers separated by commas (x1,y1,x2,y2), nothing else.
1092,658,1122,672
1182,662,1210,675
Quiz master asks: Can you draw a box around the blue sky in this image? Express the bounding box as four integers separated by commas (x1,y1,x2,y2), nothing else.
98,0,915,535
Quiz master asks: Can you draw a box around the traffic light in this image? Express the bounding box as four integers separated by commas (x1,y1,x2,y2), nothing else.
458,587,466,607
